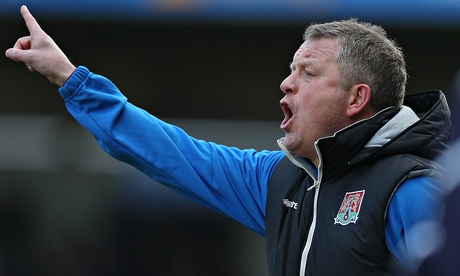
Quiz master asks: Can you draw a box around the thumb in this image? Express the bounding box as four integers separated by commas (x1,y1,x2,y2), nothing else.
5,48,26,62
5,48,35,72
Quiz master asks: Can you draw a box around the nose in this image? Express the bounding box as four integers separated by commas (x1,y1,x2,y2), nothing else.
280,74,295,95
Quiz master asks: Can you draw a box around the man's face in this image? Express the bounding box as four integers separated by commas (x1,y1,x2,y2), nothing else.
279,38,352,164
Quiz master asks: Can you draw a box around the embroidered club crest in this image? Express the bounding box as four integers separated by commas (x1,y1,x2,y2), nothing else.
334,190,365,225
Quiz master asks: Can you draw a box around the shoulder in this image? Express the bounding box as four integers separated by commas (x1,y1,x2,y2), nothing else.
389,176,445,226
393,176,445,207
386,176,446,270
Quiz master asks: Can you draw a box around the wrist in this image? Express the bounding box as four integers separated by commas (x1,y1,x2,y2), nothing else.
56,65,77,87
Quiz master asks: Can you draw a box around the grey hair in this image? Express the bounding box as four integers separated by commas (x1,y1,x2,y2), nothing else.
303,18,407,111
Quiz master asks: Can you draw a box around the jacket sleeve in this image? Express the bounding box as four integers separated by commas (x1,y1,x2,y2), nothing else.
385,176,445,271
58,66,285,236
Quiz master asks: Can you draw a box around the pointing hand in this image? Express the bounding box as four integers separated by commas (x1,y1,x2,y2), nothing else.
5,5,76,86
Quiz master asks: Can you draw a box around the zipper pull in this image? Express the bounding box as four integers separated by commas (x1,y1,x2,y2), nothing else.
307,180,319,191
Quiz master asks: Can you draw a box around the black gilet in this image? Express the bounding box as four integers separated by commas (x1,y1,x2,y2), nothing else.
265,91,451,276
266,154,439,276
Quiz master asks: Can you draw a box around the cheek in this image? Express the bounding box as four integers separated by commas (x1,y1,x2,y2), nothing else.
311,98,347,132
322,102,348,132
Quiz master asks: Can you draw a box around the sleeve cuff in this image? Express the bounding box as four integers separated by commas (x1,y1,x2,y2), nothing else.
58,66,91,100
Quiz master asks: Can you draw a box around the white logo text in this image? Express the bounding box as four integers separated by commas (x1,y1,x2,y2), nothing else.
283,198,298,209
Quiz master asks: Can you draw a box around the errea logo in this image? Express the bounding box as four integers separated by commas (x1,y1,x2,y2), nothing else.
283,198,298,209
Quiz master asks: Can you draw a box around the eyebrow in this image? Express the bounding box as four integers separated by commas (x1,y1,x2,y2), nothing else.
289,59,318,72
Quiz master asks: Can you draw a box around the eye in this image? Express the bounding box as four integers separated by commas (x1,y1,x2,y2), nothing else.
304,70,316,78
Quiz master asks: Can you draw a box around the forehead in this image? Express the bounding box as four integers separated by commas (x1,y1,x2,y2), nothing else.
292,38,339,65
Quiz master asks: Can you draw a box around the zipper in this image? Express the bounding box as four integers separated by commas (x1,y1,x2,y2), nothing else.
299,179,320,276
276,138,323,276
277,138,318,181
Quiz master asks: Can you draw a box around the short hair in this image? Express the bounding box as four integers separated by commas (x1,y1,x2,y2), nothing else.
303,18,407,111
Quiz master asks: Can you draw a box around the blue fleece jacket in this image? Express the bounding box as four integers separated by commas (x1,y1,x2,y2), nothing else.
59,66,445,271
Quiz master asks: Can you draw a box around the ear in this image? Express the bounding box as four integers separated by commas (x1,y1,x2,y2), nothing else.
346,84,372,118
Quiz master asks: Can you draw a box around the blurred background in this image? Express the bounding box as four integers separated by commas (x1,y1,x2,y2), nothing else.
1,0,460,275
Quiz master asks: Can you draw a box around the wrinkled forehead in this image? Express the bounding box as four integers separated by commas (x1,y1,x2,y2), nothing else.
291,38,339,65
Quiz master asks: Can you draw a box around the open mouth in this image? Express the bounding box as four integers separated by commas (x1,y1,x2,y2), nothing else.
280,102,293,130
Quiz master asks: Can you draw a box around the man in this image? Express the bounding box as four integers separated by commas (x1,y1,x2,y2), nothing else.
6,5,451,275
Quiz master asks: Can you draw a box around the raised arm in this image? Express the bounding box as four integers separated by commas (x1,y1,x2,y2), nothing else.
5,5,76,86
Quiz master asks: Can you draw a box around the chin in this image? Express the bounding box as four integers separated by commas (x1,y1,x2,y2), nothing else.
283,136,296,151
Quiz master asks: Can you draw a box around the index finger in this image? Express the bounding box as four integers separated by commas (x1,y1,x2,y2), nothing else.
20,5,43,34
